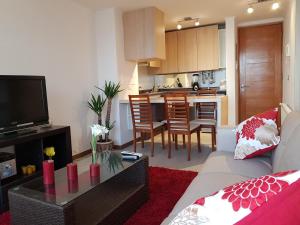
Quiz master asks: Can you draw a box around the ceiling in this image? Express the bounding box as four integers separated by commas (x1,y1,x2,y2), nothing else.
73,0,287,30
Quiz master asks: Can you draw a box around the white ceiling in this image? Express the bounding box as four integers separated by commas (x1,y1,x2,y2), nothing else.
73,0,287,30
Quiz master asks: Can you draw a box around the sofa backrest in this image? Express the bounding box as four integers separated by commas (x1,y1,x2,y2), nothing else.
272,111,300,172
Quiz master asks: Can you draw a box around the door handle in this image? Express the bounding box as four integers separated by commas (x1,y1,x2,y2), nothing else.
240,84,250,88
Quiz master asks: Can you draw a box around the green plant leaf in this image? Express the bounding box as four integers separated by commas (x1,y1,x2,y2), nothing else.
88,93,106,116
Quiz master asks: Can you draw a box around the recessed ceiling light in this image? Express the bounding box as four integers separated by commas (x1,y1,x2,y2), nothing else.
195,21,200,26
272,2,280,10
177,24,182,30
247,6,254,14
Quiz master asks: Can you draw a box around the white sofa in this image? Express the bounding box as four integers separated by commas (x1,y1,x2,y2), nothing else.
161,110,300,224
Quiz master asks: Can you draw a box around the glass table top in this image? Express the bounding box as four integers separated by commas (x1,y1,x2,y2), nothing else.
12,156,145,206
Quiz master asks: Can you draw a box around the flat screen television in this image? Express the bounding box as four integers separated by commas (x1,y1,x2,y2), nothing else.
0,75,49,134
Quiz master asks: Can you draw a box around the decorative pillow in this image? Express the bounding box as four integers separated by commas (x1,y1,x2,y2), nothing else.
169,170,300,225
234,108,280,160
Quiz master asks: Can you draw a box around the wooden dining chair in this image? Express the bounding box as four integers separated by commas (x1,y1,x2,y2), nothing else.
164,93,201,161
192,90,217,151
129,95,165,156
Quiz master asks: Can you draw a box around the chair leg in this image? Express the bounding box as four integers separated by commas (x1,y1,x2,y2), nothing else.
168,132,172,158
133,130,137,153
161,127,165,149
182,135,186,148
197,130,201,152
187,134,192,161
151,132,154,157
175,135,178,150
212,126,216,151
172,134,175,141
141,132,145,148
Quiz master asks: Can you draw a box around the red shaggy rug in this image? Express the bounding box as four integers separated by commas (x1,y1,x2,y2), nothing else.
0,167,197,225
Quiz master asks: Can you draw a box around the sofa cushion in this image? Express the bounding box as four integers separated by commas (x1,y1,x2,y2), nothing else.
272,112,300,172
168,170,300,225
160,172,249,225
234,108,280,160
201,151,272,178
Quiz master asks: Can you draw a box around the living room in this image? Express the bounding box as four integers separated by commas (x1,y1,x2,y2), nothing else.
0,0,300,224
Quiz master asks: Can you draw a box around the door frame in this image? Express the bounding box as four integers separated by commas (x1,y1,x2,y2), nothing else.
237,23,283,122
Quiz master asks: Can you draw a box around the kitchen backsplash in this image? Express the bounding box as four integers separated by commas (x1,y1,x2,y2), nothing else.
138,67,226,90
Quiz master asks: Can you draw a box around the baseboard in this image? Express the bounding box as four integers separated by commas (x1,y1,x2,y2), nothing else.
72,149,91,160
113,137,141,150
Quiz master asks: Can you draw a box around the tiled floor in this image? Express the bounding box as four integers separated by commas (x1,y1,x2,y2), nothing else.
76,132,213,173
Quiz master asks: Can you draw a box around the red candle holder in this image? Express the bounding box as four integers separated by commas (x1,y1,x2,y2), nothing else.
89,163,100,178
43,160,55,185
67,163,78,181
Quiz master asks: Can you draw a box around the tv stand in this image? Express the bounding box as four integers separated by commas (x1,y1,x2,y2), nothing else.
0,128,38,139
0,126,72,212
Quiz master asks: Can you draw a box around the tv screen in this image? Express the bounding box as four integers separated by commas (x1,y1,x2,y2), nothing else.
0,75,49,133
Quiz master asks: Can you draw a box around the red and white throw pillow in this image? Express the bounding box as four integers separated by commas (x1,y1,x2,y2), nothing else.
169,170,300,225
234,108,280,160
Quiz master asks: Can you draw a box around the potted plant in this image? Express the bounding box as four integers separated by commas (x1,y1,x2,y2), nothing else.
90,124,123,175
88,81,123,151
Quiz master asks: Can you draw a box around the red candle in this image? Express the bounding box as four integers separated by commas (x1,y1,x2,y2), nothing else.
67,163,78,181
90,163,100,178
43,160,55,185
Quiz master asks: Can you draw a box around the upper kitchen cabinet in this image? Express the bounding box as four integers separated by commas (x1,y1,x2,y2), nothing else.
178,28,198,72
150,31,178,74
123,7,166,61
197,25,220,71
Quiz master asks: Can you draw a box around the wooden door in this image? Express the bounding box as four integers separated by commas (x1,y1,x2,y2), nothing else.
197,25,220,71
239,24,282,121
178,29,198,72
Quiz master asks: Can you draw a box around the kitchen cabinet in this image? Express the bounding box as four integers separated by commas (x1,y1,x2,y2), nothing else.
197,25,220,71
150,31,178,74
219,28,226,68
178,28,198,72
123,7,165,61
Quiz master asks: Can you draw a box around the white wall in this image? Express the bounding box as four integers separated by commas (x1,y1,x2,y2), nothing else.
283,0,300,111
225,17,238,126
0,0,98,155
95,8,138,145
283,0,296,109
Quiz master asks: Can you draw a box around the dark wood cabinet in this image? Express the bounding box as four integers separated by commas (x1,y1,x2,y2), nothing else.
0,126,72,212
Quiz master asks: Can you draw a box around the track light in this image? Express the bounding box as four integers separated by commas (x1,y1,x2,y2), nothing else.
177,24,182,30
247,6,254,14
272,2,280,10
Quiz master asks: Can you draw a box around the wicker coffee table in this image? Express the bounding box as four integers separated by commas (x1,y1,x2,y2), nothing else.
8,156,149,225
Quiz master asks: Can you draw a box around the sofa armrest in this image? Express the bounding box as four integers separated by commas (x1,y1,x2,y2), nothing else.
216,126,237,152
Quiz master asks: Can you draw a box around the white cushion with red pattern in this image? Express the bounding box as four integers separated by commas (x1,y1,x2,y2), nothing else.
234,108,280,160
169,170,300,225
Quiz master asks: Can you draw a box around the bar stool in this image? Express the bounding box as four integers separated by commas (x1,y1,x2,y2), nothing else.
164,93,201,161
191,89,217,151
129,95,165,156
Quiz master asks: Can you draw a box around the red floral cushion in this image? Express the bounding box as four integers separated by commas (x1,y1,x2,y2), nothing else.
234,108,280,160
169,170,300,225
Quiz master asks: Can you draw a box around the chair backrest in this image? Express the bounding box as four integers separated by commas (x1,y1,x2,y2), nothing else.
164,93,190,133
196,91,217,120
129,95,153,131
197,88,217,96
